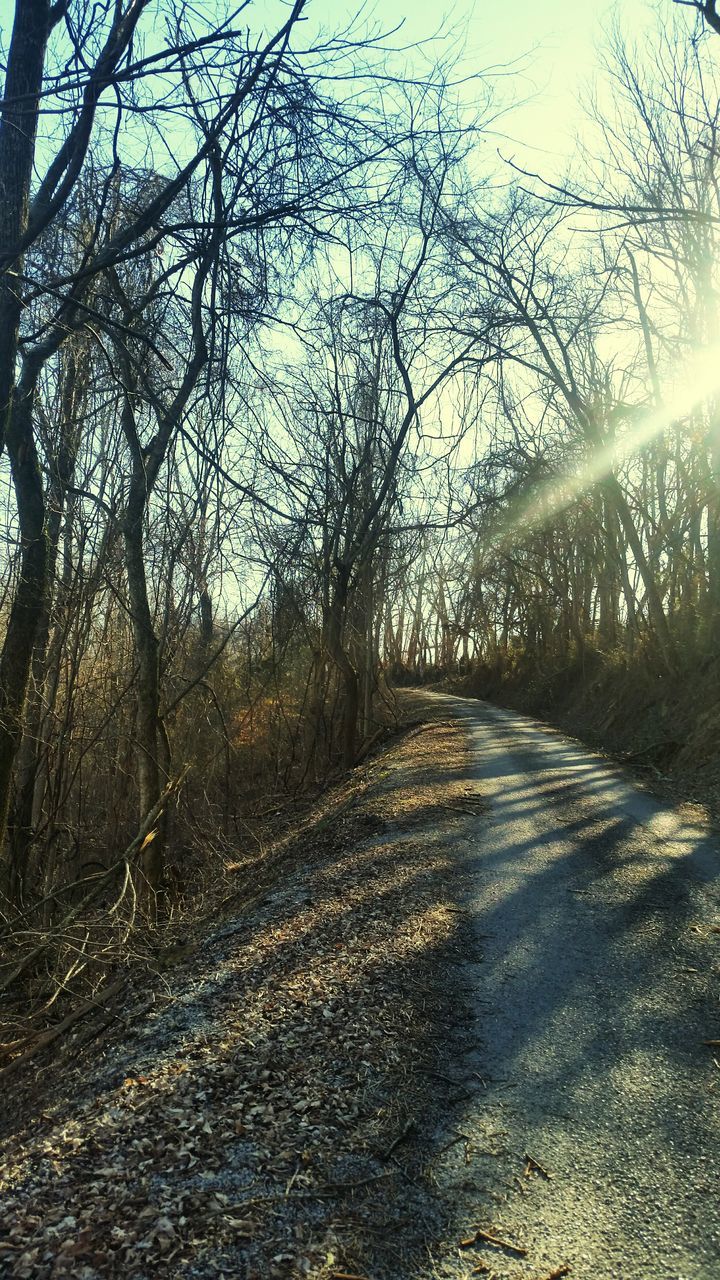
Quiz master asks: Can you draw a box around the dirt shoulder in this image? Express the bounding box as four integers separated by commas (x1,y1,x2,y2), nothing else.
0,707,484,1280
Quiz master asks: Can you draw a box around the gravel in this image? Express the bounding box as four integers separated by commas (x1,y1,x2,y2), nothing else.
418,692,720,1280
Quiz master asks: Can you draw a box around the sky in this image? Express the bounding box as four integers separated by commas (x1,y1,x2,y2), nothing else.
307,0,680,172
0,0,689,178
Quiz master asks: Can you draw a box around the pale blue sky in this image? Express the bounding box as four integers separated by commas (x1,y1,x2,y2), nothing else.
294,0,698,186
319,0,675,167
0,0,690,176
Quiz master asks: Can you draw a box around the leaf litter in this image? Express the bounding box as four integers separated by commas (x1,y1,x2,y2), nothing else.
0,713,487,1280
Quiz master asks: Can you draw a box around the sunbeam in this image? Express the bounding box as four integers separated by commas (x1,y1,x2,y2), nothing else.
499,340,720,544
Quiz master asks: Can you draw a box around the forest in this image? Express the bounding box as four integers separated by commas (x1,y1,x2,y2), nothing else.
1,0,720,1026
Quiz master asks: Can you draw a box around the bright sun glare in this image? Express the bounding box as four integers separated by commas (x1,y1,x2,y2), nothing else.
501,341,720,543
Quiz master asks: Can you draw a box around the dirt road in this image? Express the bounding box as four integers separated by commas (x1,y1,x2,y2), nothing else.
416,692,720,1280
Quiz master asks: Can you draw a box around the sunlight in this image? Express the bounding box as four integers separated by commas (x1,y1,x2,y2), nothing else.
500,341,720,544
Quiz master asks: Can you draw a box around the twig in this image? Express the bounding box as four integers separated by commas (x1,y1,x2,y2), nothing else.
382,1118,415,1158
324,1171,392,1193
620,739,677,761
421,1068,465,1086
461,1228,528,1256
40,931,90,1013
434,1133,468,1157
386,1151,418,1186
533,1267,570,1280
209,1172,392,1214
524,1151,553,1179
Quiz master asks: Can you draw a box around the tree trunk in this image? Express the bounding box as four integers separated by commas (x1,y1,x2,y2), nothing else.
124,482,165,895
0,0,54,455
604,474,674,666
7,527,61,894
8,347,84,892
326,565,359,770
705,418,720,649
0,382,47,900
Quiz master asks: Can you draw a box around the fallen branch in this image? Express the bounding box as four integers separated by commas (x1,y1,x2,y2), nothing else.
461,1228,528,1256
0,772,187,996
0,976,125,1078
354,726,387,765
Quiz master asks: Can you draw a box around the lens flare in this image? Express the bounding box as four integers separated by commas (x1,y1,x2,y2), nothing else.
496,341,720,543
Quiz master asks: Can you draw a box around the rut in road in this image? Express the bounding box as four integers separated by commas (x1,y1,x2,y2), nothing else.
421,692,720,1280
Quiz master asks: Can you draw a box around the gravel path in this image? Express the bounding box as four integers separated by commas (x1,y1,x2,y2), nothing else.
417,692,720,1280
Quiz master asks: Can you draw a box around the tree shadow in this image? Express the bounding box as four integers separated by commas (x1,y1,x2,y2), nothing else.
1,700,718,1277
